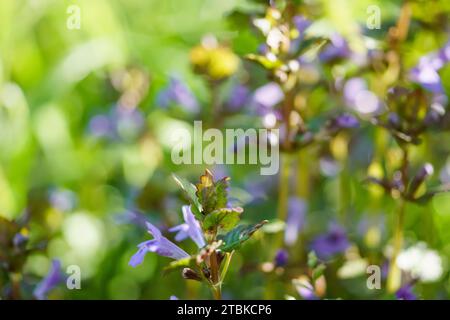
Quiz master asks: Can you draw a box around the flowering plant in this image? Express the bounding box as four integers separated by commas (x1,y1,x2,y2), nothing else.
129,170,266,299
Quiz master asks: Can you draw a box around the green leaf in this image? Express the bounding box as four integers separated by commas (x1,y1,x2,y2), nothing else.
245,54,283,70
218,220,267,252
196,170,230,215
261,219,285,233
203,207,243,232
312,263,326,283
307,251,318,268
172,174,203,220
296,37,329,56
163,256,193,275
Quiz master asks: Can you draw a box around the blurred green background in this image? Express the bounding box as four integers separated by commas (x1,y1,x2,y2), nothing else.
0,0,450,299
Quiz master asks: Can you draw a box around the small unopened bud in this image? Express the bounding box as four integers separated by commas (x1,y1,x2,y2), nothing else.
408,163,434,198
182,268,202,282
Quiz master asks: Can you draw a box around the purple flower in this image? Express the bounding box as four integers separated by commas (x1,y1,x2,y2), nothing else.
343,77,366,102
49,189,76,212
88,106,145,140
129,222,190,267
157,77,199,113
33,260,63,300
170,295,179,300
290,16,312,53
226,84,250,112
409,40,450,93
13,232,28,248
284,197,306,246
274,249,289,267
258,44,269,55
169,223,190,242
293,15,311,35
334,114,360,129
310,225,349,260
89,114,114,138
251,83,284,115
343,78,382,115
438,40,450,63
293,277,317,300
319,33,351,62
410,62,443,93
243,176,274,204
169,206,206,248
114,107,145,138
396,284,417,300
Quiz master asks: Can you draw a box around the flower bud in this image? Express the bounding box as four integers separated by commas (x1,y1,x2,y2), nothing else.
408,163,434,198
182,268,202,282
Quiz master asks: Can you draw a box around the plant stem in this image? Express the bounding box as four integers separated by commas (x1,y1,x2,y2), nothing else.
277,154,291,223
220,251,234,283
387,198,406,293
387,146,409,292
209,250,222,300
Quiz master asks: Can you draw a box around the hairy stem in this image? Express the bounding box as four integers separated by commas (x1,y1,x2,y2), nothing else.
209,250,221,300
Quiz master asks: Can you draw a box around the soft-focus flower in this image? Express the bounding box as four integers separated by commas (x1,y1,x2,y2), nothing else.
49,189,76,212
129,222,190,267
88,106,145,140
169,206,206,248
395,284,417,300
170,295,179,300
319,33,351,62
157,77,200,113
33,259,63,300
334,114,360,129
113,107,145,139
343,77,382,115
251,82,284,115
410,40,450,93
310,225,350,260
284,197,306,246
410,62,443,93
293,15,311,36
319,157,341,177
13,230,29,248
293,276,317,300
396,242,443,282
89,114,114,138
226,84,250,112
190,39,240,80
274,249,289,267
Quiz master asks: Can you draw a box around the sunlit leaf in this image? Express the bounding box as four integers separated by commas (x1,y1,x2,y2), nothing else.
196,170,230,215
202,207,243,232
172,174,203,220
218,220,267,252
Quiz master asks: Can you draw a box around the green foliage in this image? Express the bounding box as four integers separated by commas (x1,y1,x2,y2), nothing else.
218,221,267,252
196,170,230,215
173,174,203,220
203,207,243,232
